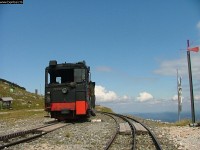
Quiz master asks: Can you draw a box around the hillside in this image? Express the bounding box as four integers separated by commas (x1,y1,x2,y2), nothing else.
95,105,114,113
0,79,44,110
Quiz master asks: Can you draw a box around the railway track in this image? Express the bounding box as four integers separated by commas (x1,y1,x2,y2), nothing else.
0,121,70,149
0,112,163,149
101,112,162,150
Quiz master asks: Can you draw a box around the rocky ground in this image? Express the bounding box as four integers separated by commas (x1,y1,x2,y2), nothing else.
139,118,200,150
159,126,200,150
0,111,200,150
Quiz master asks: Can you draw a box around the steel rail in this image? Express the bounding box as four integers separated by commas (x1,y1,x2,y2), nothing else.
101,113,119,150
100,112,162,150
100,112,136,150
110,113,136,150
0,132,44,149
0,121,58,142
126,115,162,150
0,122,70,149
0,129,39,142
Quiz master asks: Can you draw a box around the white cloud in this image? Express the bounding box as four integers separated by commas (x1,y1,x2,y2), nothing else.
172,94,184,102
190,56,200,79
96,66,113,72
172,95,178,101
95,85,118,102
122,95,129,100
154,57,187,76
154,54,200,80
194,95,200,101
95,85,132,103
136,92,153,102
197,21,200,30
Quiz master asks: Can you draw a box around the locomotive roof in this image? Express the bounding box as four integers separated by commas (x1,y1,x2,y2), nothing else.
46,60,89,70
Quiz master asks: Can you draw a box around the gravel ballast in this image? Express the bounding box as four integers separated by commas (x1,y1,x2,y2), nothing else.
1,111,200,150
1,113,116,150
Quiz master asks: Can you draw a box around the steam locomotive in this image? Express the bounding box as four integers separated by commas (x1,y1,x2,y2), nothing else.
44,60,95,120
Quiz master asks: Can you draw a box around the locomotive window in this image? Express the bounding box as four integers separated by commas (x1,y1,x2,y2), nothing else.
60,69,74,83
48,68,86,84
48,69,74,84
74,69,86,82
56,77,61,84
49,72,57,84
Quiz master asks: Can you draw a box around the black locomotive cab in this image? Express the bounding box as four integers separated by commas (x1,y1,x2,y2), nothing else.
45,60,95,120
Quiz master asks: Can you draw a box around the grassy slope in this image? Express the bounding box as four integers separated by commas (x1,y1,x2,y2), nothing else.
0,80,44,110
95,105,114,113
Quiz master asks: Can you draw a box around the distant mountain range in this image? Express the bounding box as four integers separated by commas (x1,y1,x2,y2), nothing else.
128,112,200,123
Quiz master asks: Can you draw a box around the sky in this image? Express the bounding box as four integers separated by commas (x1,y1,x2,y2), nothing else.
1,0,200,114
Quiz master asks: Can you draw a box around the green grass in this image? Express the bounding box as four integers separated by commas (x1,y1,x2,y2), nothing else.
11,95,44,110
174,119,191,126
95,105,114,113
0,109,46,121
0,80,44,111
